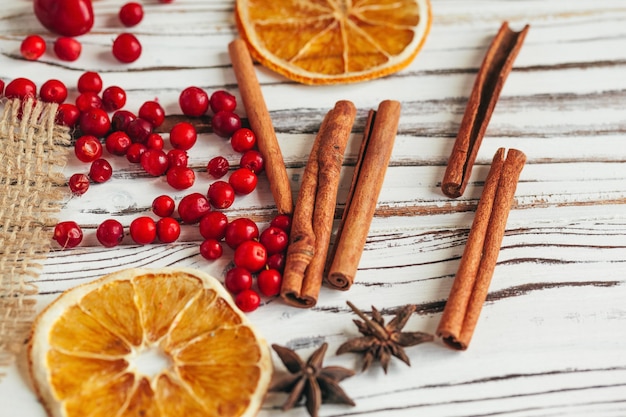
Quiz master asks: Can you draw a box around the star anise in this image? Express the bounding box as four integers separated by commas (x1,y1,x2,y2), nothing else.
269,342,355,417
336,301,434,373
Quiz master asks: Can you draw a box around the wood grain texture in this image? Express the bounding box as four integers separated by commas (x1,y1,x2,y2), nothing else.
1,1,626,416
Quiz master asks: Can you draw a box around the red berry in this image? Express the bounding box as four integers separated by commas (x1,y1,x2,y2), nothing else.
112,33,142,63
257,269,282,297
210,90,237,114
169,122,197,150
199,239,223,260
54,37,81,61
111,110,136,132
270,214,292,234
96,219,124,247
207,156,229,179
119,2,144,27
167,149,188,168
53,221,83,249
140,148,169,176
230,128,256,153
102,86,127,112
224,218,258,249
89,158,113,183
20,35,46,60
146,133,164,150
234,240,267,273
79,108,111,137
259,226,288,255
199,211,228,241
152,195,175,217
138,100,165,128
177,192,210,224
267,252,286,272
74,135,102,162
68,173,90,195
56,103,81,127
0,80,4,96
126,143,147,163
224,267,253,294
179,86,209,117
75,92,103,112
5,78,37,100
77,71,102,93
126,118,153,144
228,168,257,195
212,111,241,138
105,131,132,156
240,150,264,174
156,217,180,243
34,0,94,37
207,180,235,209
166,166,195,190
40,79,68,103
235,289,261,313
129,216,156,245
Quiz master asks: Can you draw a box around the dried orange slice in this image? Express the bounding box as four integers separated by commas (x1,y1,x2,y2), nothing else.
28,268,272,417
235,0,432,85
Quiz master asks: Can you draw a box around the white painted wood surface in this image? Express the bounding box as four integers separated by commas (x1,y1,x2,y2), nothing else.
1,0,626,416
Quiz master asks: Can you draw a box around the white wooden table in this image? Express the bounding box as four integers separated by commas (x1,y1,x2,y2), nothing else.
2,1,626,416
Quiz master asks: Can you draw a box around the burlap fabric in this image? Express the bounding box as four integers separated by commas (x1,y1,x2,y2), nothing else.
0,99,70,378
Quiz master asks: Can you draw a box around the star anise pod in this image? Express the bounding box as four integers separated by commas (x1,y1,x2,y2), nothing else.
337,301,434,373
269,342,355,417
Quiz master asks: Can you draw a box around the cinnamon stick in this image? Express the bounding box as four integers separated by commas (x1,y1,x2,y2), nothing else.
326,100,401,290
437,147,526,350
442,22,529,198
228,39,293,214
281,100,356,308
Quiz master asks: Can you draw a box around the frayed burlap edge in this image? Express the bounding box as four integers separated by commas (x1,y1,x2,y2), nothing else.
0,98,70,380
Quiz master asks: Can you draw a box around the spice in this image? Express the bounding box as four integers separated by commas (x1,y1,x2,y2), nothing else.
337,301,433,373
442,22,529,198
281,100,356,308
326,100,401,290
437,147,526,350
228,39,293,214
270,343,355,417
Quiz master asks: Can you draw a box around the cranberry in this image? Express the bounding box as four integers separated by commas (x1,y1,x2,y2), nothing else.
210,90,237,114
112,33,142,63
240,150,264,174
224,267,253,294
55,103,80,127
257,269,282,297
39,79,68,103
119,2,144,27
228,168,257,195
126,117,152,144
224,217,258,249
111,110,136,132
20,35,46,61
105,131,132,156
146,133,164,150
199,239,223,260
68,173,90,196
230,128,257,153
34,0,94,37
179,86,209,117
267,252,286,272
0,80,4,96
5,78,37,100
156,217,180,243
152,195,175,217
167,149,188,168
177,192,210,224
235,289,260,313
234,240,267,273
77,71,102,93
129,216,156,245
89,158,113,183
126,143,147,163
76,92,103,112
53,37,81,61
212,111,241,138
102,86,127,112
140,149,169,176
138,100,165,128
80,108,110,137
166,166,195,190
74,135,102,162
169,122,197,150
207,180,235,209
270,214,292,234
96,219,125,248
259,226,288,255
199,211,228,241
53,221,83,249
207,156,229,179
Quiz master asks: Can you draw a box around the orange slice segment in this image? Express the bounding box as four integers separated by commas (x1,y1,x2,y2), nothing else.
28,268,272,417
235,0,432,84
